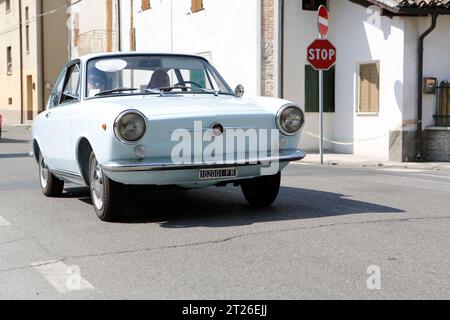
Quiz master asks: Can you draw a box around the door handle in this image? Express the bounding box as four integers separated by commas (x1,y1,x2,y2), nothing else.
45,112,51,119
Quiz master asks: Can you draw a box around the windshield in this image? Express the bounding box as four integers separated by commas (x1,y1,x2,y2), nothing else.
85,55,233,98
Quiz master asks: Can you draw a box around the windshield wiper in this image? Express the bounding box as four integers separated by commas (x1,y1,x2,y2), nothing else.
95,88,138,97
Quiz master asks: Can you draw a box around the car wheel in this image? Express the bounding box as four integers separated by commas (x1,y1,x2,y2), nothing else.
241,172,281,207
89,151,124,222
39,153,64,197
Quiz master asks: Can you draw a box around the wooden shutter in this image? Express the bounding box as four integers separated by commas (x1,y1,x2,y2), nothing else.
359,63,379,113
141,0,151,11
191,0,204,13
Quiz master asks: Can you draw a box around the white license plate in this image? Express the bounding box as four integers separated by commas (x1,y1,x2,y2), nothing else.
199,168,238,180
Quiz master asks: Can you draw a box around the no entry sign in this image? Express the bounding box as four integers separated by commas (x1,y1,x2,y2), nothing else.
307,39,336,70
318,5,329,37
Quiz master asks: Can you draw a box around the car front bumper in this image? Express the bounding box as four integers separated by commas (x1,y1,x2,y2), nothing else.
101,149,306,173
100,149,306,186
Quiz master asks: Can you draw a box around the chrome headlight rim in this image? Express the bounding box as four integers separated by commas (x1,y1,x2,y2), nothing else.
114,109,148,145
276,104,305,136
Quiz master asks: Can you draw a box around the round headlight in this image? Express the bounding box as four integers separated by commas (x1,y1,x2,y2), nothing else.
114,110,147,144
277,105,305,136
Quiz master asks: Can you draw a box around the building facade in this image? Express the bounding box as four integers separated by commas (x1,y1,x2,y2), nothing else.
0,0,68,125
117,0,450,161
67,0,120,59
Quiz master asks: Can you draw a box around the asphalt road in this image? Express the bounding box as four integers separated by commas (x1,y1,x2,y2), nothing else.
0,125,449,300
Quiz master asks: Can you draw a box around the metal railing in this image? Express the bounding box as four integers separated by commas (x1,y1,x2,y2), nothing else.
434,80,450,127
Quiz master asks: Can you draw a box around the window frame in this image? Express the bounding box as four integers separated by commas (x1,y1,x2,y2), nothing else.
5,0,11,13
48,68,67,109
84,54,234,100
60,63,82,105
357,61,380,115
304,64,335,113
141,0,151,11
191,0,204,13
302,0,327,11
6,46,12,76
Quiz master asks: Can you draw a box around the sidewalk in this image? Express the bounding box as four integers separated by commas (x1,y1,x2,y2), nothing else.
300,153,450,171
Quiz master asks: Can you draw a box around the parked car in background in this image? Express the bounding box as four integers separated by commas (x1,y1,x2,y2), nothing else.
31,52,306,222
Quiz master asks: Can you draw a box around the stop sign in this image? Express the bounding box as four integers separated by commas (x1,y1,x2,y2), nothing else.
307,39,336,70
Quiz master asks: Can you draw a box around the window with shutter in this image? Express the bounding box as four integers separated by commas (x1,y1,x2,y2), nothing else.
305,65,335,113
358,63,380,113
191,0,204,13
302,0,327,11
141,0,151,11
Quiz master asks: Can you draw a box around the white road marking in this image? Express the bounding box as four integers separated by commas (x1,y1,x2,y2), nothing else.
413,173,450,180
378,168,427,173
0,216,11,226
31,260,94,294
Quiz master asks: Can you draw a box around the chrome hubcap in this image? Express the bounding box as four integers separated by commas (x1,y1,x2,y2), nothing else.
91,163,104,209
40,157,49,189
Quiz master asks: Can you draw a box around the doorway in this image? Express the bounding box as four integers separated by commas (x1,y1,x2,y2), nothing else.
27,75,33,121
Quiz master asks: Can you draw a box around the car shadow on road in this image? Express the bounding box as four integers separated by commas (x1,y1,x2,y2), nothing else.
68,186,405,227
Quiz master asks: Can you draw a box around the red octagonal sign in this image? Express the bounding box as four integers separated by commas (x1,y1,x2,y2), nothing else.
307,39,336,71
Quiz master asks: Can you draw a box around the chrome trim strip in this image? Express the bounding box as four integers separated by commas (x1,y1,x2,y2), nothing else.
169,126,258,134
101,149,306,173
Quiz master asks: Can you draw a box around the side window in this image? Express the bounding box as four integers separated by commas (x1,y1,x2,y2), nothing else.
48,69,67,109
60,64,81,104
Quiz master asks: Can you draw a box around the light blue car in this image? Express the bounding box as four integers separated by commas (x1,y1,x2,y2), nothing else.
32,52,306,221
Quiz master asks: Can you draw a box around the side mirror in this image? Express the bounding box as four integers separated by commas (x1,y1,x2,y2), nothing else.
235,84,245,97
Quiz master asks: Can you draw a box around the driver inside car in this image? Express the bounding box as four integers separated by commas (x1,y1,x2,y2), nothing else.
87,68,108,97
147,69,170,90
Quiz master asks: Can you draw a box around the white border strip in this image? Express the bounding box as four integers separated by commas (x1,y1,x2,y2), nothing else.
31,260,94,294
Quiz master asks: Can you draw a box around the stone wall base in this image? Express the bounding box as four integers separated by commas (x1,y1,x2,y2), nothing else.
389,130,417,162
425,127,450,162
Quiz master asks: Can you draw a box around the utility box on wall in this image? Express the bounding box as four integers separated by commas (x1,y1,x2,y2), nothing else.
424,77,437,94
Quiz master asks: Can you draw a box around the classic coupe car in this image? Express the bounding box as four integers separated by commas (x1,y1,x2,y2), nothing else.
31,52,306,221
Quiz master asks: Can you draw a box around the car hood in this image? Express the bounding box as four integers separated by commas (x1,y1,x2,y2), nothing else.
95,95,292,118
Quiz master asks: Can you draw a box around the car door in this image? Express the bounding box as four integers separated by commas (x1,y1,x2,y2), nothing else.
40,62,81,173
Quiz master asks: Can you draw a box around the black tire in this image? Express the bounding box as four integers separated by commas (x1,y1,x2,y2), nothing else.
88,151,124,222
241,172,281,207
39,153,64,197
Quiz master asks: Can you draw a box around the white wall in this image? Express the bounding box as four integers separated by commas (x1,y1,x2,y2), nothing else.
414,16,450,128
332,1,405,160
120,0,260,96
283,0,335,152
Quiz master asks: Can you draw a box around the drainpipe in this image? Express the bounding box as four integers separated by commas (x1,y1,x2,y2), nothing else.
417,14,438,161
19,0,24,124
277,0,284,99
117,0,122,51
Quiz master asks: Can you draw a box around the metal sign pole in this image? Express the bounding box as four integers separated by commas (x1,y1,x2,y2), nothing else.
319,31,324,165
319,68,324,165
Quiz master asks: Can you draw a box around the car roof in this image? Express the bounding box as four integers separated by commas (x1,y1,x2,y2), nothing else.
74,51,207,64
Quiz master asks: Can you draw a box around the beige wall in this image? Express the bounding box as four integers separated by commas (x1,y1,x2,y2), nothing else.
0,0,23,124
0,0,67,124
42,0,69,107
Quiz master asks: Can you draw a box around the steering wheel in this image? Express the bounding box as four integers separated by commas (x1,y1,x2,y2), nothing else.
173,81,203,89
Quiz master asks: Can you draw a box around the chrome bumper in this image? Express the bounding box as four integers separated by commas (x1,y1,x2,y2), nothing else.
101,149,306,173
